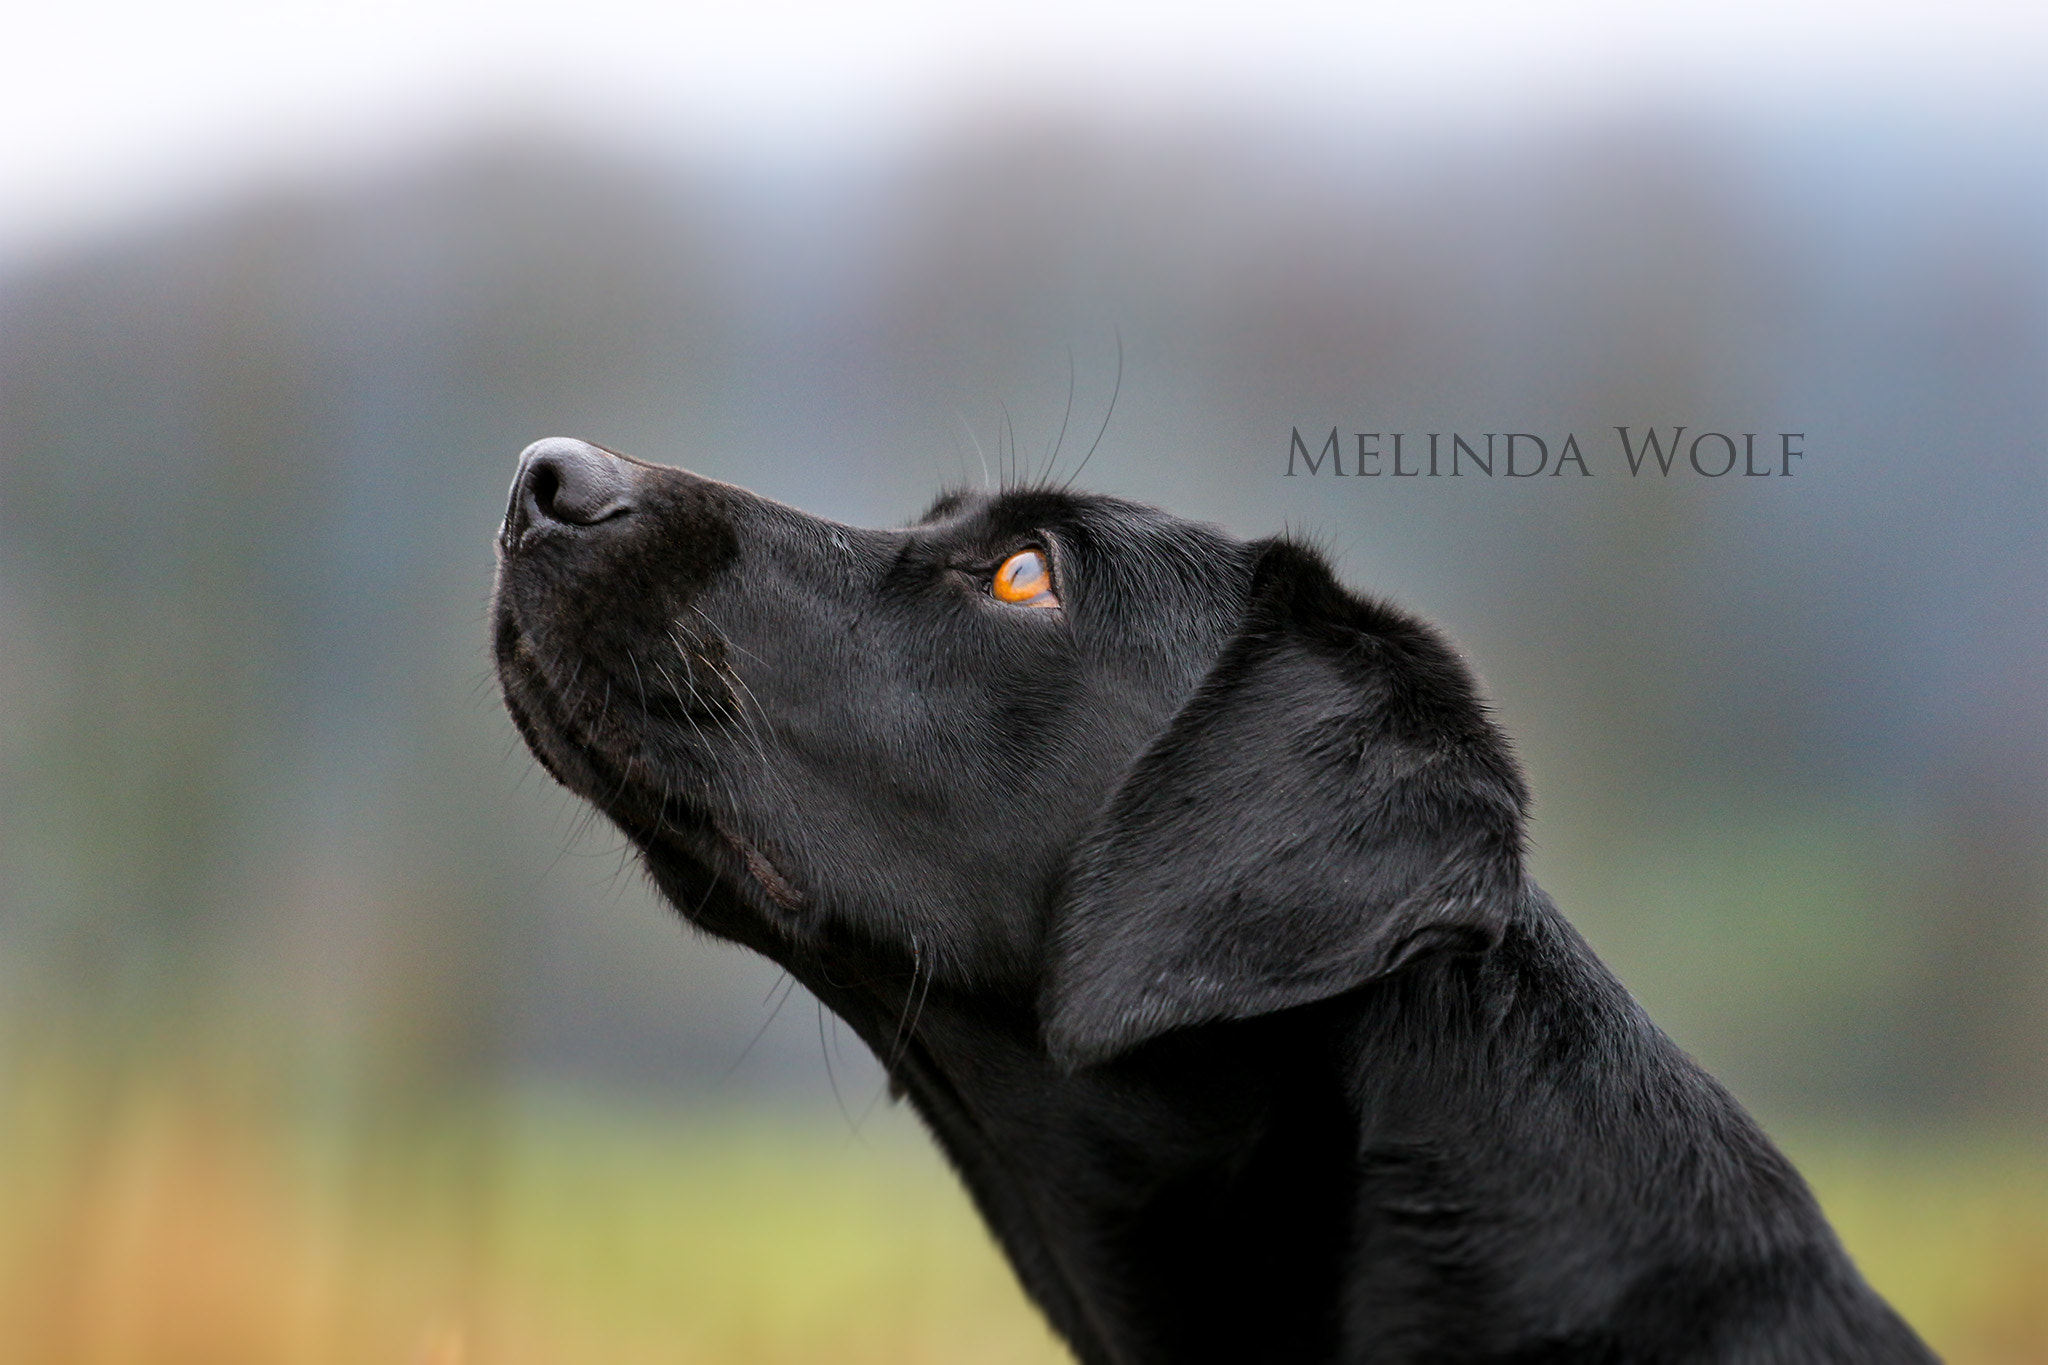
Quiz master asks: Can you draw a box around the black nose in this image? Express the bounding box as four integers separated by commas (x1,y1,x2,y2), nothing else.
502,438,637,547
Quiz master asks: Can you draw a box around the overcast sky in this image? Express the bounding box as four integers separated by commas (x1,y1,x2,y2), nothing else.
4,0,2046,259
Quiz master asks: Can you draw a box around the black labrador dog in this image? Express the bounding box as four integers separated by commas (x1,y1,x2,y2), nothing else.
493,438,1934,1364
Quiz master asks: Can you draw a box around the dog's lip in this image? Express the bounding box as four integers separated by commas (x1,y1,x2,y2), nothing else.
714,820,806,911
495,592,800,915
496,610,702,824
499,610,798,919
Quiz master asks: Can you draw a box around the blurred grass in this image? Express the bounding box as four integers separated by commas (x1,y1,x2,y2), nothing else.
1777,1129,2048,1365
0,1048,2041,1364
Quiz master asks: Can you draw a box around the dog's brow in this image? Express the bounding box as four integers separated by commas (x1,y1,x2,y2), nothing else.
914,489,979,525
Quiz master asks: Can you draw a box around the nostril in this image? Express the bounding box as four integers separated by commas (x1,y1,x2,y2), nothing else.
528,462,565,522
510,438,636,535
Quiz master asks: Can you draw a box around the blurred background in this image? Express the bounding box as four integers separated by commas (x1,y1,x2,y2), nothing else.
1,2,2044,1361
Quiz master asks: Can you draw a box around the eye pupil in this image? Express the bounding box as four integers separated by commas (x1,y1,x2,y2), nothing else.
992,549,1057,607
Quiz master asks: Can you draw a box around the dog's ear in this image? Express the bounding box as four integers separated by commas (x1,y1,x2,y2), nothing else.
1043,541,1529,1069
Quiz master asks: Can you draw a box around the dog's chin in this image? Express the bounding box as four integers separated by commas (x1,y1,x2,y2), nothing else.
497,613,810,929
497,625,677,827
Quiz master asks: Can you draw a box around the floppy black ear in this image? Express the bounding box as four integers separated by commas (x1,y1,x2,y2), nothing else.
1043,541,1529,1069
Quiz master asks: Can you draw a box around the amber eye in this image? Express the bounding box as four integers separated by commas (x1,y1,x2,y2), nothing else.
991,548,1059,608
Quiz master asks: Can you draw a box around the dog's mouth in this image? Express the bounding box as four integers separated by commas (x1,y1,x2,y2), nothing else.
495,614,676,819
714,819,806,910
494,604,809,917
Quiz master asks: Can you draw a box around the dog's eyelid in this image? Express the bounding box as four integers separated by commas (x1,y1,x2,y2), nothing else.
960,534,1050,568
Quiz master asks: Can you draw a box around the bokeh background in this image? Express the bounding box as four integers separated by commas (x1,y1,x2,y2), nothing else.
2,3,2044,1361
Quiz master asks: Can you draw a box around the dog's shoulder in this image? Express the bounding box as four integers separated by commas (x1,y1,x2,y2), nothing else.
1334,888,1934,1361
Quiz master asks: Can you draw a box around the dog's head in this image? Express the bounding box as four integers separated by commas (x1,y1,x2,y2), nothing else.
493,439,1528,1069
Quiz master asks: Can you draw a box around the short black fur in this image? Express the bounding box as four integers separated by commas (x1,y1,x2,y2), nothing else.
492,439,1935,1364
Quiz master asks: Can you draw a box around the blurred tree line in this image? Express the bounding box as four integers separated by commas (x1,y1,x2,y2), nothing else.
0,112,2042,1138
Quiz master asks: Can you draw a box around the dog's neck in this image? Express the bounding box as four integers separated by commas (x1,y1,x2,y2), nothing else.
787,893,1920,1365
794,944,1355,1365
